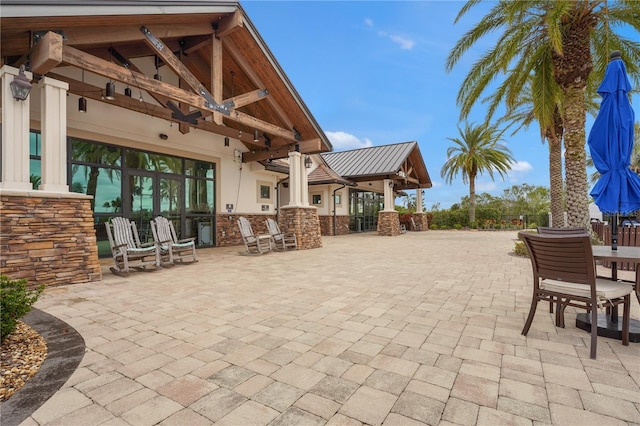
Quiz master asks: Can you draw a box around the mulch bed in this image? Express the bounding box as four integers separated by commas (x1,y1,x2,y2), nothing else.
0,321,47,401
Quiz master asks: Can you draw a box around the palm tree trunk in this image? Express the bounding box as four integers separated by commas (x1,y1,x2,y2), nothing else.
548,108,564,227
563,85,590,228
469,177,476,225
549,136,564,227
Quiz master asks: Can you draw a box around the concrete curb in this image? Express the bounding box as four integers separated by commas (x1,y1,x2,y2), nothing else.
1,308,85,426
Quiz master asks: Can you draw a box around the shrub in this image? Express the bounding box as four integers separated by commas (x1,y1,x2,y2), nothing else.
1,275,43,341
513,240,529,257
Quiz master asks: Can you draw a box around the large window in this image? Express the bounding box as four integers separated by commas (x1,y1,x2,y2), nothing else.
349,189,384,232
68,137,216,256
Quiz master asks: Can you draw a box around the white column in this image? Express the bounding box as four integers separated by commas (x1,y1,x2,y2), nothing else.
288,151,302,206
39,76,69,192
383,179,395,211
416,188,423,213
301,155,309,206
0,65,33,191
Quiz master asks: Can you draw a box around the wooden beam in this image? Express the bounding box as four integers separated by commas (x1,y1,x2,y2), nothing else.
30,31,63,75
216,10,244,38
62,45,299,141
52,71,264,147
226,88,269,109
140,25,231,116
224,39,294,129
242,138,322,162
62,45,211,109
62,23,215,47
109,46,169,108
211,33,223,124
181,35,211,55
233,110,295,141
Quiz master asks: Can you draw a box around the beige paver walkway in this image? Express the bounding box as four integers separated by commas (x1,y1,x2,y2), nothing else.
22,231,640,425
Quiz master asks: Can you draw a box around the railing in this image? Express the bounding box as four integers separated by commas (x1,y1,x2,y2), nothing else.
591,221,640,271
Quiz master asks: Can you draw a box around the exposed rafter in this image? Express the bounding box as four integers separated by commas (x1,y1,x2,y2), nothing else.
242,139,323,163
60,42,299,141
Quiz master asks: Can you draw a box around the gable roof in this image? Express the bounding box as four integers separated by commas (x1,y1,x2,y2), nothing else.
0,0,331,158
321,141,432,190
307,162,355,186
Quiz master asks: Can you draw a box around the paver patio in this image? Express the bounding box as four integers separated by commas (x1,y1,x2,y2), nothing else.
12,231,640,425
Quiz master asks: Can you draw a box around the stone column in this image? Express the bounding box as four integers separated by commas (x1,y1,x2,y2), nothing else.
0,65,33,191
281,205,322,249
39,76,69,192
288,151,302,206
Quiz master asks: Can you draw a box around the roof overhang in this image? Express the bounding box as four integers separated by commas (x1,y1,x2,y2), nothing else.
0,1,332,160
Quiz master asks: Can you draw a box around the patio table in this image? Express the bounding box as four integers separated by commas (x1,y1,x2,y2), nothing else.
575,245,640,342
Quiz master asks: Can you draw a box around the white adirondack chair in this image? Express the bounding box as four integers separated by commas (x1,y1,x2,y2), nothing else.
151,216,198,265
105,217,160,276
265,218,297,250
237,216,273,254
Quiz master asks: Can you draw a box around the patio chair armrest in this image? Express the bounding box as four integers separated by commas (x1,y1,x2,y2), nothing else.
177,237,196,244
140,241,158,249
112,242,129,251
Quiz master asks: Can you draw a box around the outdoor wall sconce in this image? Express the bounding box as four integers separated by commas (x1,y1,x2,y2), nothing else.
304,156,312,168
10,65,32,101
224,136,230,147
159,133,168,140
253,129,260,142
124,86,132,97
105,81,115,100
78,96,87,113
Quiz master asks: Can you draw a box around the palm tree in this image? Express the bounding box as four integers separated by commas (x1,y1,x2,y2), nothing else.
441,122,515,224
630,122,640,174
496,73,565,227
446,0,640,228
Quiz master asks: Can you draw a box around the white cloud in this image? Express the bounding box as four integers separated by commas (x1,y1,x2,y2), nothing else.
325,131,373,151
510,161,533,173
389,34,415,50
367,21,415,50
430,181,443,188
506,160,533,183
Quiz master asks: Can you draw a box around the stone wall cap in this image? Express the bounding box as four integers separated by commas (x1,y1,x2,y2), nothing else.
0,189,93,200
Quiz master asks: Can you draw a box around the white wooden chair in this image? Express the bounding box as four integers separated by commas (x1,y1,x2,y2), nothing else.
237,216,272,254
151,216,197,265
105,216,160,276
265,218,298,250
410,216,422,231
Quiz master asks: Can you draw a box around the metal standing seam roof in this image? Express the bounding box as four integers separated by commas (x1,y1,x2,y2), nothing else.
321,141,417,178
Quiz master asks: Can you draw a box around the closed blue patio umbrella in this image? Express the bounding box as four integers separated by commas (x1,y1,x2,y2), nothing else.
588,51,640,250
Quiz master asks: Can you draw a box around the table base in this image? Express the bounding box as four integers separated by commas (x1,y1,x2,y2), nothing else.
575,313,640,343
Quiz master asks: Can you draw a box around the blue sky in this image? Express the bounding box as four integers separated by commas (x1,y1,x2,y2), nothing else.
242,1,639,210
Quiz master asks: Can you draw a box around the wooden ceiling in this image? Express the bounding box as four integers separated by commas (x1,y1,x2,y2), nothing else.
0,4,332,161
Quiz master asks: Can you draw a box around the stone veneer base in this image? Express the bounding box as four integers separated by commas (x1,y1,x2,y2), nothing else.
281,206,322,249
377,210,401,236
0,190,102,289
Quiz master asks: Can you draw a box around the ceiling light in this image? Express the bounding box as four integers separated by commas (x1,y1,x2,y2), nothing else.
78,96,87,113
105,81,115,100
